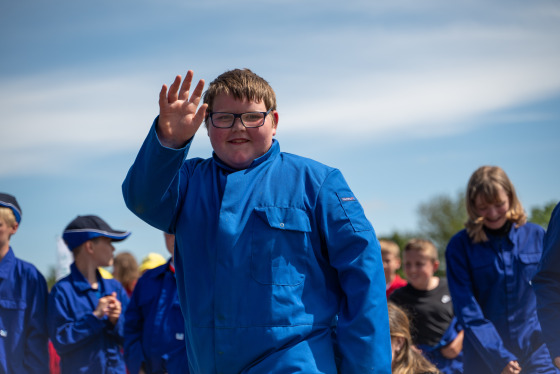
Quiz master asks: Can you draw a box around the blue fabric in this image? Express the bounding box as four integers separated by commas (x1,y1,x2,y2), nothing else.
47,262,129,374
122,119,391,374
0,248,49,374
124,261,189,374
418,317,464,374
534,202,560,361
446,223,559,373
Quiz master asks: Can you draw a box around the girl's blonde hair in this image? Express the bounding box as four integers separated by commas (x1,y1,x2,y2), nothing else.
388,302,439,374
465,166,526,243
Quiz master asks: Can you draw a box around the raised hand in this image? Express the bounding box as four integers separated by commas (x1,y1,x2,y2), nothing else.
157,70,208,149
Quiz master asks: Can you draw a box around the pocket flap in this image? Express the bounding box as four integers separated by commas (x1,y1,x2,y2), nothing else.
254,207,312,232
0,299,26,310
519,252,541,264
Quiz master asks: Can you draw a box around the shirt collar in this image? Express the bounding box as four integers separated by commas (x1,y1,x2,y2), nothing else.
212,139,280,172
70,262,104,293
0,247,16,279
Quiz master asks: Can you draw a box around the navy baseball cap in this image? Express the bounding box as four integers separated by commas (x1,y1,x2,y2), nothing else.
0,193,22,224
63,215,131,251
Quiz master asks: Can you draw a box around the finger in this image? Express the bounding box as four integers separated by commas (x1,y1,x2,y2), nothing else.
178,70,194,101
189,79,206,106
193,104,208,127
168,75,182,103
159,84,168,109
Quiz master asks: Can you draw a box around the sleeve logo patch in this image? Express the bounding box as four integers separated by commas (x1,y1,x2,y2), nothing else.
341,197,356,202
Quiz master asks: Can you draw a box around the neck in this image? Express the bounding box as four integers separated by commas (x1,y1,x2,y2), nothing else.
74,257,99,288
385,272,396,285
0,243,9,262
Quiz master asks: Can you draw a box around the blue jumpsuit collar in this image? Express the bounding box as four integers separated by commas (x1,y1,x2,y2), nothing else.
211,139,280,172
0,247,15,279
69,262,105,294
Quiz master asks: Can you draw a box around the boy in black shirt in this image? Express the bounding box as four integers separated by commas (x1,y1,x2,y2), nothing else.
390,239,463,374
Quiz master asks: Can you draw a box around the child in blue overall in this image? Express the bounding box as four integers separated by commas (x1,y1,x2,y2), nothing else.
123,68,391,373
124,232,189,374
48,215,130,374
0,193,49,373
446,166,559,374
533,201,560,369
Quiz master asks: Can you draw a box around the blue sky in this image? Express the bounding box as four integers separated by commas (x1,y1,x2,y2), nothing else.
2,0,559,276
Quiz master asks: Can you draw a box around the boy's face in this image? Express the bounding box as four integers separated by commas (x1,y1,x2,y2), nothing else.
381,252,401,283
90,237,115,267
207,94,278,170
403,250,438,290
0,217,17,251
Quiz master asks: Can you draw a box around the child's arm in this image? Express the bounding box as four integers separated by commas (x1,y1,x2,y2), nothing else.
123,71,206,232
23,271,50,374
47,289,107,355
533,203,560,367
440,329,463,359
316,169,391,374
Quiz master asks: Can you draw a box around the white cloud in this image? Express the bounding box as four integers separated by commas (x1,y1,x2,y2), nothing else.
1,0,559,175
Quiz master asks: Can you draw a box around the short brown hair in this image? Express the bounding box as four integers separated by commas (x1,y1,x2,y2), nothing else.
203,68,276,126
379,239,400,258
465,166,526,243
403,238,438,262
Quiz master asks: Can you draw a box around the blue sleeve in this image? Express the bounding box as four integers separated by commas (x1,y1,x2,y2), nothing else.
23,270,49,374
122,117,193,232
47,287,106,355
106,283,129,345
437,316,463,349
533,202,560,360
316,169,391,374
446,234,516,371
124,278,147,374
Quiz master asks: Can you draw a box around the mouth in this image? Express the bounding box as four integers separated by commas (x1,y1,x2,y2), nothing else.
228,139,249,144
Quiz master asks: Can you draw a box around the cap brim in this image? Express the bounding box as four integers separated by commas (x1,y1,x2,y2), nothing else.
63,229,131,250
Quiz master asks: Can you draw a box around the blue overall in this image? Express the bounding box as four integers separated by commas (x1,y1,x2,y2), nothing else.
533,202,560,362
122,121,391,374
124,261,189,374
48,262,129,374
0,248,49,374
446,222,559,373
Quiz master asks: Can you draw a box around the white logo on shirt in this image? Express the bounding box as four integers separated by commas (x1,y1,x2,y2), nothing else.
176,333,184,340
441,295,451,304
0,330,7,338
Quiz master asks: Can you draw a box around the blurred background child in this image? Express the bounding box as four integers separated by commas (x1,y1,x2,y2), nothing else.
113,251,139,297
381,239,407,298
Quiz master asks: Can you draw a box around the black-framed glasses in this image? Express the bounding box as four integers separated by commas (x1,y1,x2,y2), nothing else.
208,109,273,128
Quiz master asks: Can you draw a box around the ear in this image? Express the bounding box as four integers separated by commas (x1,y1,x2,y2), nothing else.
433,260,440,273
394,336,406,353
84,240,95,255
272,110,279,135
9,221,19,236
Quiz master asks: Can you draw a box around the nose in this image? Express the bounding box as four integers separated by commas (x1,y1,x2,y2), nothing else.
232,117,246,130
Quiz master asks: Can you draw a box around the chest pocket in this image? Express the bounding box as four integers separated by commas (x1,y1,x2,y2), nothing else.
519,252,541,283
251,207,311,286
0,299,26,336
